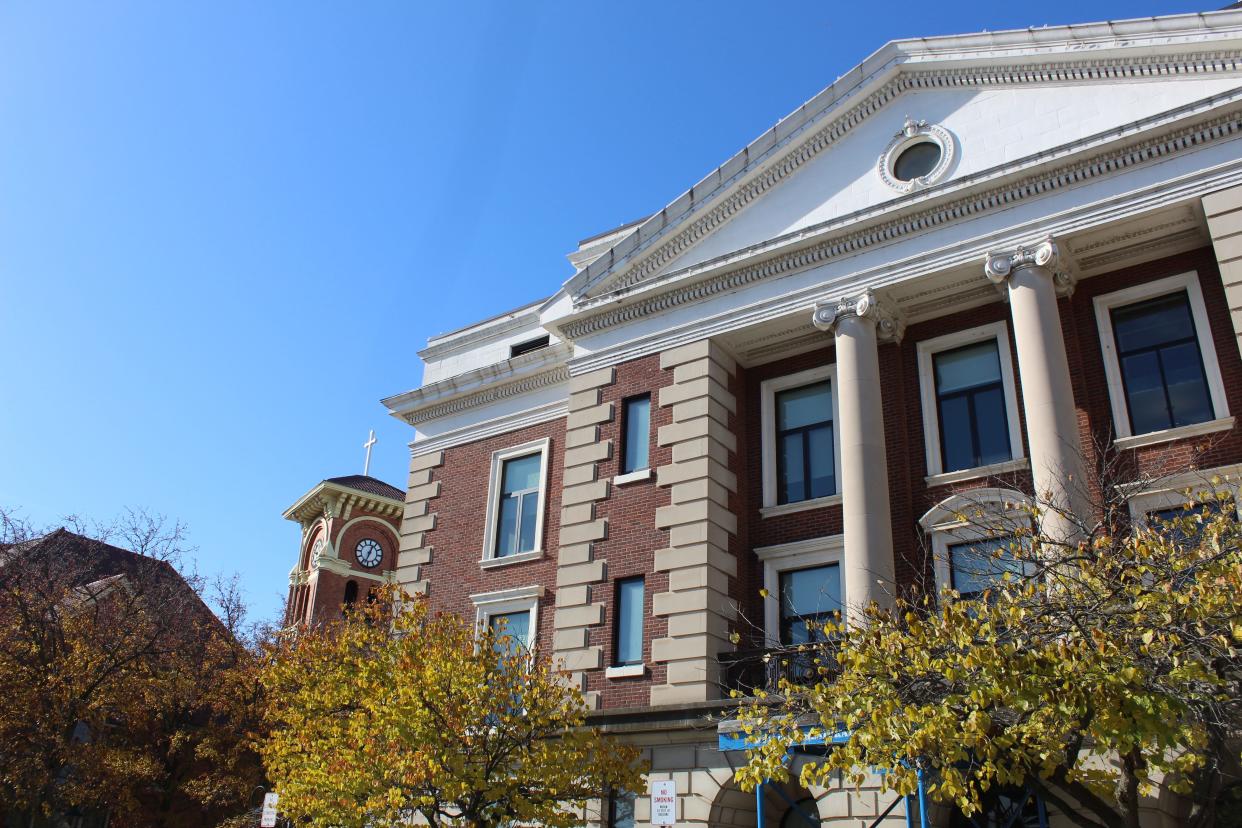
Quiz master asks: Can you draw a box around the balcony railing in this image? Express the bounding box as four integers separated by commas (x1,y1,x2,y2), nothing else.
719,641,841,697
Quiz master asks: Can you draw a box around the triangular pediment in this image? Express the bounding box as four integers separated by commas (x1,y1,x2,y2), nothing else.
562,12,1242,311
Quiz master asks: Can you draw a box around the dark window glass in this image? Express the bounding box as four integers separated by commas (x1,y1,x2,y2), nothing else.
613,577,644,666
1110,292,1213,434
893,141,942,181
1148,499,1232,546
610,790,636,828
775,381,834,504
948,536,1028,600
509,335,550,357
621,395,651,474
778,564,841,645
342,580,358,606
489,610,531,656
933,339,1011,473
496,453,541,557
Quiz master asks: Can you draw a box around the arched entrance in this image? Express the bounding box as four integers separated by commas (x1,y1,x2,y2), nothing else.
708,777,824,828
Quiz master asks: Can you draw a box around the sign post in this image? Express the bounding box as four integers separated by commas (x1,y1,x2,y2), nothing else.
260,792,279,827
651,779,677,826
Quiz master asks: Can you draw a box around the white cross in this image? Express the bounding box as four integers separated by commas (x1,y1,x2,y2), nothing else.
363,429,377,476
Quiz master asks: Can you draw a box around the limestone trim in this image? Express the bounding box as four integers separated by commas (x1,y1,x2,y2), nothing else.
470,585,545,651
407,400,568,457
758,365,841,511
915,320,1025,478
570,37,1242,306
1092,270,1231,440
551,366,616,709
481,438,553,565
1204,183,1242,360
396,450,444,595
394,364,569,426
919,488,1033,596
754,534,845,648
560,105,1242,342
1112,416,1236,451
1121,462,1242,525
651,339,739,706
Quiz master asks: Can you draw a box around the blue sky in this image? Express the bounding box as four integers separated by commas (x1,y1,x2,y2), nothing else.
0,0,1208,623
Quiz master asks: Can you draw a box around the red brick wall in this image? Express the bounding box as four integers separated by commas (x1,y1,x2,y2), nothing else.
588,354,673,709
420,418,565,654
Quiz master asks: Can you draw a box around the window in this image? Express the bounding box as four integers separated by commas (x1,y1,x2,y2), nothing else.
893,142,941,181
1124,463,1242,539
609,790,636,828
509,335,550,358
920,488,1033,596
482,439,550,566
947,536,1028,600
917,322,1023,479
342,580,358,606
1094,272,1230,444
620,395,651,475
756,534,844,644
489,610,531,655
778,564,841,645
760,366,840,512
612,577,644,667
470,586,543,652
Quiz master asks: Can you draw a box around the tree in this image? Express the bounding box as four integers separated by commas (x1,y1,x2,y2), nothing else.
730,469,1242,828
0,507,266,827
260,586,644,827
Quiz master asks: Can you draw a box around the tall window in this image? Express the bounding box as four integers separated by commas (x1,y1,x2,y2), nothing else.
609,790,636,828
778,563,841,645
621,395,651,475
489,610,531,655
613,577,644,666
496,453,541,557
933,340,1012,473
775,382,835,505
1110,291,1213,435
948,536,1026,600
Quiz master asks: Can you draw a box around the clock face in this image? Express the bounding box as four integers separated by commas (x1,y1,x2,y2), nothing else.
355,538,383,568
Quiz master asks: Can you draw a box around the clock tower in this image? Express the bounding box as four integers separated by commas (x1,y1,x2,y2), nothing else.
282,474,404,625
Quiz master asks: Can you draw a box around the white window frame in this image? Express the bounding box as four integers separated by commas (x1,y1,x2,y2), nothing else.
1122,463,1242,527
754,534,844,646
919,488,1032,594
760,365,842,516
470,585,544,651
916,321,1026,483
1093,271,1232,448
481,438,551,567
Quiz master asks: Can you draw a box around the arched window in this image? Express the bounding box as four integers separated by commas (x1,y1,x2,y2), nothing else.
919,488,1033,599
343,580,358,607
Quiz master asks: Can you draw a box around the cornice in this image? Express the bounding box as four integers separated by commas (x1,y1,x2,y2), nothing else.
408,400,568,457
397,365,568,427
570,47,1242,309
560,100,1242,341
282,482,404,524
384,342,571,425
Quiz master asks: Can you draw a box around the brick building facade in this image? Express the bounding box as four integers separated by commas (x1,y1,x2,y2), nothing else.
289,11,1242,827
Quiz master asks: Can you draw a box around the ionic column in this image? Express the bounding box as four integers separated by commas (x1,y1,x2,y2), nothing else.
812,291,902,624
985,236,1087,542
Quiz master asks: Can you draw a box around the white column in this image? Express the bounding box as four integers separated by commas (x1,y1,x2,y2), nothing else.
813,291,902,623
985,236,1087,542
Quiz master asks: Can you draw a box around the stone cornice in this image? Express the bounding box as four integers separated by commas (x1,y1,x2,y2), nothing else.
558,99,1242,341
282,482,404,525
408,400,568,457
569,43,1242,308
383,342,571,425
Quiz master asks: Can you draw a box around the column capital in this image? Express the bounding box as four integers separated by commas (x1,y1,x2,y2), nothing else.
984,235,1076,295
812,289,906,343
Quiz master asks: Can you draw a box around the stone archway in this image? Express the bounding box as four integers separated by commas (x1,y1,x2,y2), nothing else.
708,777,824,828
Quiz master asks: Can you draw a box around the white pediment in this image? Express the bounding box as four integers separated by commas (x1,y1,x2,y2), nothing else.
656,77,1239,275
563,12,1242,310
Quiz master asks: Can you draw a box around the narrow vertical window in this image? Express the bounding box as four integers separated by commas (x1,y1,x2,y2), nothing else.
775,381,834,504
496,453,542,557
621,395,651,475
609,790,636,828
613,577,644,666
933,339,1011,473
489,610,531,655
1110,291,1213,434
